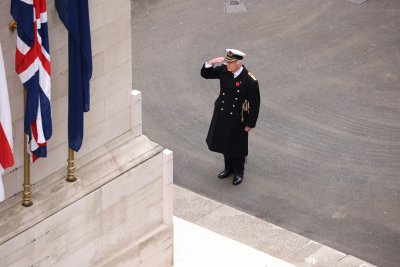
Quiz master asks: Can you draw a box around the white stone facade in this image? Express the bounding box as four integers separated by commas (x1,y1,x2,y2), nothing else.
0,0,173,266
0,133,174,266
0,0,132,200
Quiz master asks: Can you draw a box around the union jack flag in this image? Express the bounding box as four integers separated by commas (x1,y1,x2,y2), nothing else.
11,0,52,161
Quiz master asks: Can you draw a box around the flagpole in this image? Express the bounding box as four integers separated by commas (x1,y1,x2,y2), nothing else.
66,148,77,182
9,19,32,206
22,89,32,207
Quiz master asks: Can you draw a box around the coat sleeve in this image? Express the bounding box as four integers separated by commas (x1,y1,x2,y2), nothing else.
201,64,223,79
245,80,260,128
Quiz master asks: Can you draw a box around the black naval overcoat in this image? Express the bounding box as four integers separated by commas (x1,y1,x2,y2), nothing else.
201,63,260,157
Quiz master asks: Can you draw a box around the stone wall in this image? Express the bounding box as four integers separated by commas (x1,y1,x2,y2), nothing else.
0,133,174,266
0,0,132,200
0,1,174,266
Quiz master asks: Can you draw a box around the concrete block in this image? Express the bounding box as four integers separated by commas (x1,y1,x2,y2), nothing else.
131,90,142,137
0,0,136,227
163,150,173,187
0,0,11,28
173,185,222,222
92,51,105,79
91,61,132,105
11,118,23,151
9,94,23,124
278,240,322,265
101,153,162,210
51,45,69,78
12,74,24,99
295,246,347,267
30,142,69,183
49,23,68,52
336,255,377,267
0,25,14,54
163,149,173,225
89,0,104,9
90,16,131,56
103,17,131,50
51,94,68,123
104,0,131,26
105,86,131,119
5,74,14,99
90,25,106,57
1,166,23,202
0,131,172,266
1,48,14,78
194,202,318,263
79,108,130,157
54,187,163,266
75,152,117,188
50,117,68,148
89,3,105,32
52,69,68,101
85,100,105,129
0,189,101,266
94,224,173,267
46,2,62,29
3,137,68,200
106,135,162,172
104,37,131,73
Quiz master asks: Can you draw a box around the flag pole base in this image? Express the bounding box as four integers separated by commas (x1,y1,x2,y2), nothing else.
66,148,77,182
22,184,33,207
22,89,32,207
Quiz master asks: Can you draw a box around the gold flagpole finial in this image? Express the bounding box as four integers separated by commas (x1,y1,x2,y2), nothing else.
9,20,17,32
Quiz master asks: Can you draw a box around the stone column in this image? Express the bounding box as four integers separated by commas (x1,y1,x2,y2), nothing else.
162,149,173,225
131,90,142,137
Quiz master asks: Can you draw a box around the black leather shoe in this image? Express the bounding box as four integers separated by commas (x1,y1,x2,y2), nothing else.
218,170,232,179
232,174,243,185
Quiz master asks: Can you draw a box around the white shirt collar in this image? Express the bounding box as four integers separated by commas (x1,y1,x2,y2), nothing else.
233,66,244,78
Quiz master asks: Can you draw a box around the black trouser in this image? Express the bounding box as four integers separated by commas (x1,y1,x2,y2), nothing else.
224,156,245,175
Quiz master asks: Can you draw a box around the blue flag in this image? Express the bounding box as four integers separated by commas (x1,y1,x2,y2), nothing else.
55,0,92,152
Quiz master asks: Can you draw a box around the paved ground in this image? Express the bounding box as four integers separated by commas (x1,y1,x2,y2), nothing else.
174,217,294,267
174,185,375,267
132,1,400,266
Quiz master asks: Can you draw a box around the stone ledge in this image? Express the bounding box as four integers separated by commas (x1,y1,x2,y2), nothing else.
94,223,173,267
0,132,163,245
174,185,376,267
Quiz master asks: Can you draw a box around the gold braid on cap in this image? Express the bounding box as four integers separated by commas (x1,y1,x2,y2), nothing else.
226,51,243,61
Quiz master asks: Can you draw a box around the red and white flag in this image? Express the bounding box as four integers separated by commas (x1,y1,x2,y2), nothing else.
0,44,15,201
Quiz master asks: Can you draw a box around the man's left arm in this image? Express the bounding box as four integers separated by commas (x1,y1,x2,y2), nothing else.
244,80,260,132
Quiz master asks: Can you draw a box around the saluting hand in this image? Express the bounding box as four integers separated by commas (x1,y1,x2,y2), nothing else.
245,127,252,132
208,57,225,65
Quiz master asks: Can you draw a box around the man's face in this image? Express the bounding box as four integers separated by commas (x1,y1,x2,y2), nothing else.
226,61,242,73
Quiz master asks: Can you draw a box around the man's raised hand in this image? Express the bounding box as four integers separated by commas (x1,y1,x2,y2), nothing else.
208,57,225,65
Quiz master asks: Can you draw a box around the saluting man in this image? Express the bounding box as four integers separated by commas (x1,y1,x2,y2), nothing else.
201,49,260,185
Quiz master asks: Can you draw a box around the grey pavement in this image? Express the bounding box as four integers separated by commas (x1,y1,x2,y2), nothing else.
174,185,375,267
132,0,400,266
